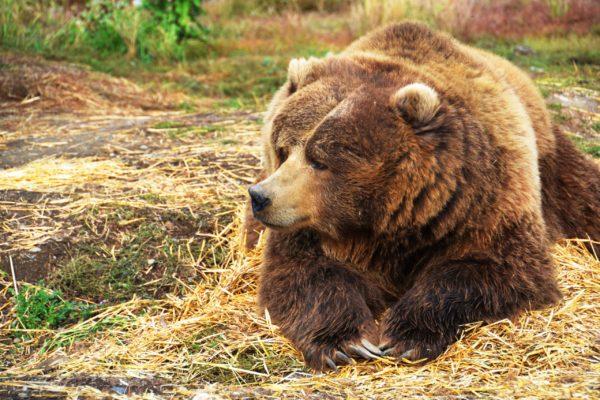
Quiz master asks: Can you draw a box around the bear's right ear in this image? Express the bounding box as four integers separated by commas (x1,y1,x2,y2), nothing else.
390,83,440,126
287,57,321,94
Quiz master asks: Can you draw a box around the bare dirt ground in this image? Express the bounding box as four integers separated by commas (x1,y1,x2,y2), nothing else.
0,109,261,275
0,111,262,276
0,52,263,284
0,54,599,399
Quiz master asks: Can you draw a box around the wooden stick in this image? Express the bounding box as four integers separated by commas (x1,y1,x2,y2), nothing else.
9,255,19,295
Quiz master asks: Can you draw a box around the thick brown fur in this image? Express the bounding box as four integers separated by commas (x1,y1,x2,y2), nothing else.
245,23,600,371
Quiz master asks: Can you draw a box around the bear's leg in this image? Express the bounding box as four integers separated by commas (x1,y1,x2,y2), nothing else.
381,221,561,362
259,229,387,371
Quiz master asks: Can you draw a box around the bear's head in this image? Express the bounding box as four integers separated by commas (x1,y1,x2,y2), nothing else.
249,56,469,240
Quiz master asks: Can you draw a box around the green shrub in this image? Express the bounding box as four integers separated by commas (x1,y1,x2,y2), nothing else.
137,0,210,62
142,0,209,41
76,1,130,56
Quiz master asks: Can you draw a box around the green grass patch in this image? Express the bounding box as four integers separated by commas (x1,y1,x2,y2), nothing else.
476,35,600,91
10,285,96,339
199,124,226,134
476,35,600,69
153,121,186,129
39,314,137,353
7,284,141,353
548,106,570,124
183,55,288,107
569,136,600,158
138,193,168,204
49,222,191,302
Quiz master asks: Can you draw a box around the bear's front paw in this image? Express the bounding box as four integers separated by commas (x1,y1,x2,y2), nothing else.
379,328,454,363
300,324,382,371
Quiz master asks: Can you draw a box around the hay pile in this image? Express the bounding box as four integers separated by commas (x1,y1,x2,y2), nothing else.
0,53,185,121
0,109,598,399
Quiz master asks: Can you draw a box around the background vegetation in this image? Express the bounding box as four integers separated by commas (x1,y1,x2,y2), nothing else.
2,0,599,108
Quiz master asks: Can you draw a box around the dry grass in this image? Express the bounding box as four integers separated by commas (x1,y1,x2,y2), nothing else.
0,53,188,120
0,109,599,398
0,233,598,398
348,0,600,38
0,113,260,254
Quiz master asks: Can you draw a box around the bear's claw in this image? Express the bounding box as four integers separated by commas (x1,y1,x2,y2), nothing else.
379,341,417,359
360,338,383,355
378,334,449,363
324,356,337,371
348,343,380,360
333,350,353,364
302,336,383,371
399,349,417,360
321,350,354,371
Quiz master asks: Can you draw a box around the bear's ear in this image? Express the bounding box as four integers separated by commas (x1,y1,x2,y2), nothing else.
287,57,321,94
391,83,440,126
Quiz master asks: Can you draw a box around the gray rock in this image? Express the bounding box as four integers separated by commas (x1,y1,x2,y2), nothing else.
111,386,127,395
515,44,535,56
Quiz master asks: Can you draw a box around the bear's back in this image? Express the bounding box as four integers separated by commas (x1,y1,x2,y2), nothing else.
345,22,554,158
345,22,551,221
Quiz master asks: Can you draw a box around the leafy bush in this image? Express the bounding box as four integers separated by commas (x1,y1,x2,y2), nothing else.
71,0,210,62
142,0,209,41
136,0,210,62
75,0,131,56
1,0,210,63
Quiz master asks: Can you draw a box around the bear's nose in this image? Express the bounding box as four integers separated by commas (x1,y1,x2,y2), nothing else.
249,185,271,213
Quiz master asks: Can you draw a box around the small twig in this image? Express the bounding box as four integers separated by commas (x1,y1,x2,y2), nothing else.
9,255,19,295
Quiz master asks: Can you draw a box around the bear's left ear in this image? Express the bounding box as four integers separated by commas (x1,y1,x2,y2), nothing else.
390,83,440,126
287,57,322,94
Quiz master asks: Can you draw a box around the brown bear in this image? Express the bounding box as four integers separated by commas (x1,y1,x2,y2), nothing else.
244,22,600,371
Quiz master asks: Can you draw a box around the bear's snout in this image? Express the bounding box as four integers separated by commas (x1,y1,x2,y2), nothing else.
249,185,271,214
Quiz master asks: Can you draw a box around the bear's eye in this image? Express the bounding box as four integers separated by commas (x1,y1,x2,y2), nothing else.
277,147,289,163
305,147,328,171
309,159,327,171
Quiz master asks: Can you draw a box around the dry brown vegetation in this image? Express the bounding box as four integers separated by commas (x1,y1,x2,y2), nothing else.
1,240,598,398
347,0,600,38
0,53,188,121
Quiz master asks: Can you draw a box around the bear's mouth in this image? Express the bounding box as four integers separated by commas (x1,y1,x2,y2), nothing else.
259,220,286,229
255,214,310,230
